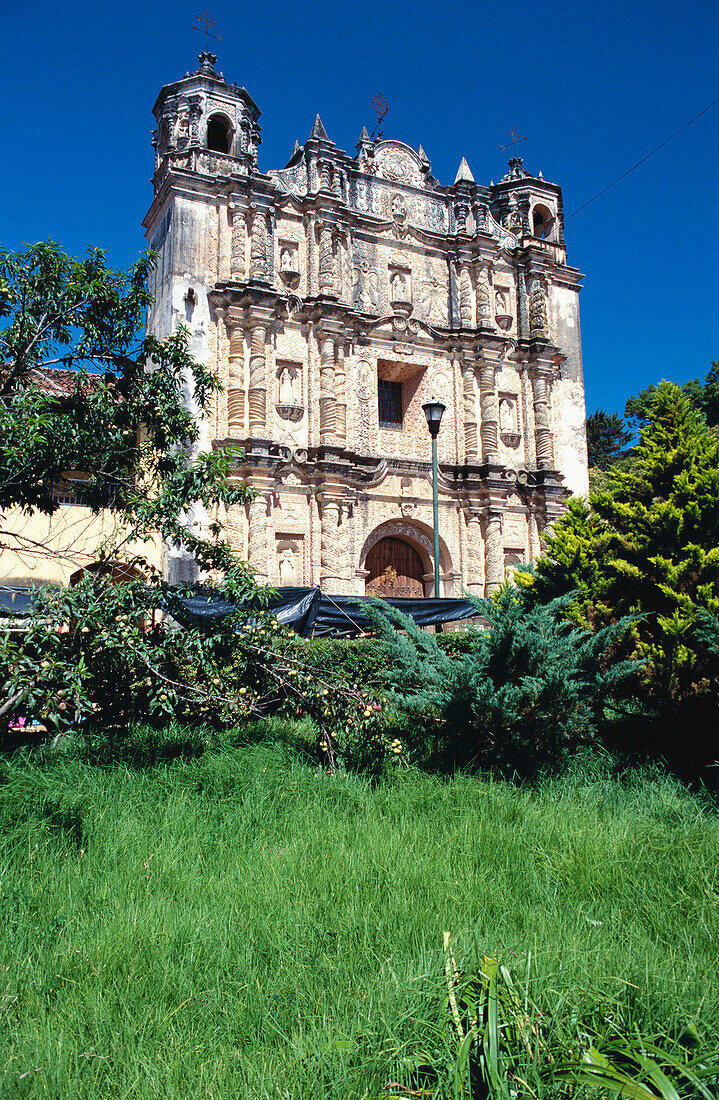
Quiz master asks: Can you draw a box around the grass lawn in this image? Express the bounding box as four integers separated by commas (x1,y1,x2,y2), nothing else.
1,724,717,1098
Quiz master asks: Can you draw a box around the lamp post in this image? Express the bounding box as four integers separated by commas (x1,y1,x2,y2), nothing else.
422,397,446,598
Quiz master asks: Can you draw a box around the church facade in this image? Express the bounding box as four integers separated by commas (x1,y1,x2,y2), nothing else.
144,53,588,598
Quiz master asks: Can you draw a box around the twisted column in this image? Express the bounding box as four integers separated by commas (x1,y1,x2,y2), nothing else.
462,364,478,462
318,224,334,292
227,322,245,434
230,205,245,279
319,335,337,443
334,341,347,443
476,264,492,325
484,511,504,594
532,374,554,467
247,494,269,582
247,323,267,434
478,360,499,461
250,208,268,280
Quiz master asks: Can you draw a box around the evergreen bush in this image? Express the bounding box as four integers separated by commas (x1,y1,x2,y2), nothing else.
369,587,636,777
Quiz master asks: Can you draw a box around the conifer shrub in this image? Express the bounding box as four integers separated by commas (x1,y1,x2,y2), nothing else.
369,588,637,777
517,382,719,774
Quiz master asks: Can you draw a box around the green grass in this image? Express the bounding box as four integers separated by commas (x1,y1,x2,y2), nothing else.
0,725,717,1098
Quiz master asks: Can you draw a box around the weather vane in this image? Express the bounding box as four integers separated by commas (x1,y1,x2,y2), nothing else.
193,9,222,51
371,94,389,140
501,126,528,156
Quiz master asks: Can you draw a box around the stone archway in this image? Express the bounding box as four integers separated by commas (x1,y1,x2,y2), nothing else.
366,536,424,598
360,519,454,597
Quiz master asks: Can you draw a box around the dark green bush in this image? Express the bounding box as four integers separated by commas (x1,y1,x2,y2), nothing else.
370,587,638,777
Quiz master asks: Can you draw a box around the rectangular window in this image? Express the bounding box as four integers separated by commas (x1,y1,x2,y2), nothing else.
378,379,402,429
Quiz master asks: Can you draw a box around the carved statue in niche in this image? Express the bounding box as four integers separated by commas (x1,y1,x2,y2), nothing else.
499,398,515,432
278,545,298,586
352,257,379,311
495,288,509,315
280,247,294,271
390,269,410,300
278,364,299,406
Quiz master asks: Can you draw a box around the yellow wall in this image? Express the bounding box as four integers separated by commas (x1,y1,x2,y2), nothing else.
1,504,162,588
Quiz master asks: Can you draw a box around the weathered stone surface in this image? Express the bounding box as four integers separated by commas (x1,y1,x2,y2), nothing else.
143,54,589,593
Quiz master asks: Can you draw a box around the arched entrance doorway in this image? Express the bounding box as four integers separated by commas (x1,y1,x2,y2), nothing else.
365,537,424,598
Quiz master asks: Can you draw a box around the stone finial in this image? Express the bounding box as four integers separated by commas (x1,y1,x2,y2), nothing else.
500,157,529,182
194,51,224,80
454,156,475,183
310,114,330,141
418,144,430,166
357,125,371,144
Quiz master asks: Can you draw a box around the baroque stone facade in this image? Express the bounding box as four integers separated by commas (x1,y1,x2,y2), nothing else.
144,54,589,596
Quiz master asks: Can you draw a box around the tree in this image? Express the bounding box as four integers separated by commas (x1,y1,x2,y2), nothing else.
585,409,632,469
625,361,719,432
0,241,250,573
519,382,719,772
0,242,258,739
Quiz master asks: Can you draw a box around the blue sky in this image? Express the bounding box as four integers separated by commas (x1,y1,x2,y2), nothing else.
4,0,718,416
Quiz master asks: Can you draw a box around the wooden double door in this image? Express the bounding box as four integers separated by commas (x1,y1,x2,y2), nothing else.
365,536,425,598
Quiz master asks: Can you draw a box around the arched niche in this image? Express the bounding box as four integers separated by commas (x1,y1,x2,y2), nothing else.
206,113,233,154
531,203,555,241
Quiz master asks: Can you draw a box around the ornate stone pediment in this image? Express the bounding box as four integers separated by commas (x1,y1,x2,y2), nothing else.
367,141,428,189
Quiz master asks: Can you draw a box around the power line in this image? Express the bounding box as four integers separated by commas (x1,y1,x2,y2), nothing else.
569,95,719,218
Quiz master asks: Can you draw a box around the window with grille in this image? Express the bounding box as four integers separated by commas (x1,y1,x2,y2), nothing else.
378,378,402,429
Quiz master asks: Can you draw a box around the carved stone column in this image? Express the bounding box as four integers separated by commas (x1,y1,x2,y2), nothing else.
319,334,337,443
227,318,245,434
529,510,542,560
529,279,548,338
229,204,246,279
458,265,473,327
248,322,267,434
250,207,268,280
465,510,484,596
478,360,500,462
318,223,335,293
247,494,269,581
476,264,493,326
517,268,529,338
462,364,478,462
335,340,347,443
319,495,342,590
484,510,504,594
531,372,554,467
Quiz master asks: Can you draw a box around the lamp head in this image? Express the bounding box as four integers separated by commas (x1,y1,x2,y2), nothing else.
422,397,446,438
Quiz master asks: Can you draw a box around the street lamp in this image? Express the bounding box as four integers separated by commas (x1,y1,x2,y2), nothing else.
422,397,446,598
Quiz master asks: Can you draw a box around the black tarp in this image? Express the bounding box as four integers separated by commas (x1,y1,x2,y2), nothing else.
2,584,480,638
0,587,43,619
173,587,479,637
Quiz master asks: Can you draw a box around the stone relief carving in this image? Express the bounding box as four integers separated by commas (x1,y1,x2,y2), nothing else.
352,255,380,311
421,275,448,324
389,267,411,303
355,359,374,454
372,143,424,188
476,267,492,322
